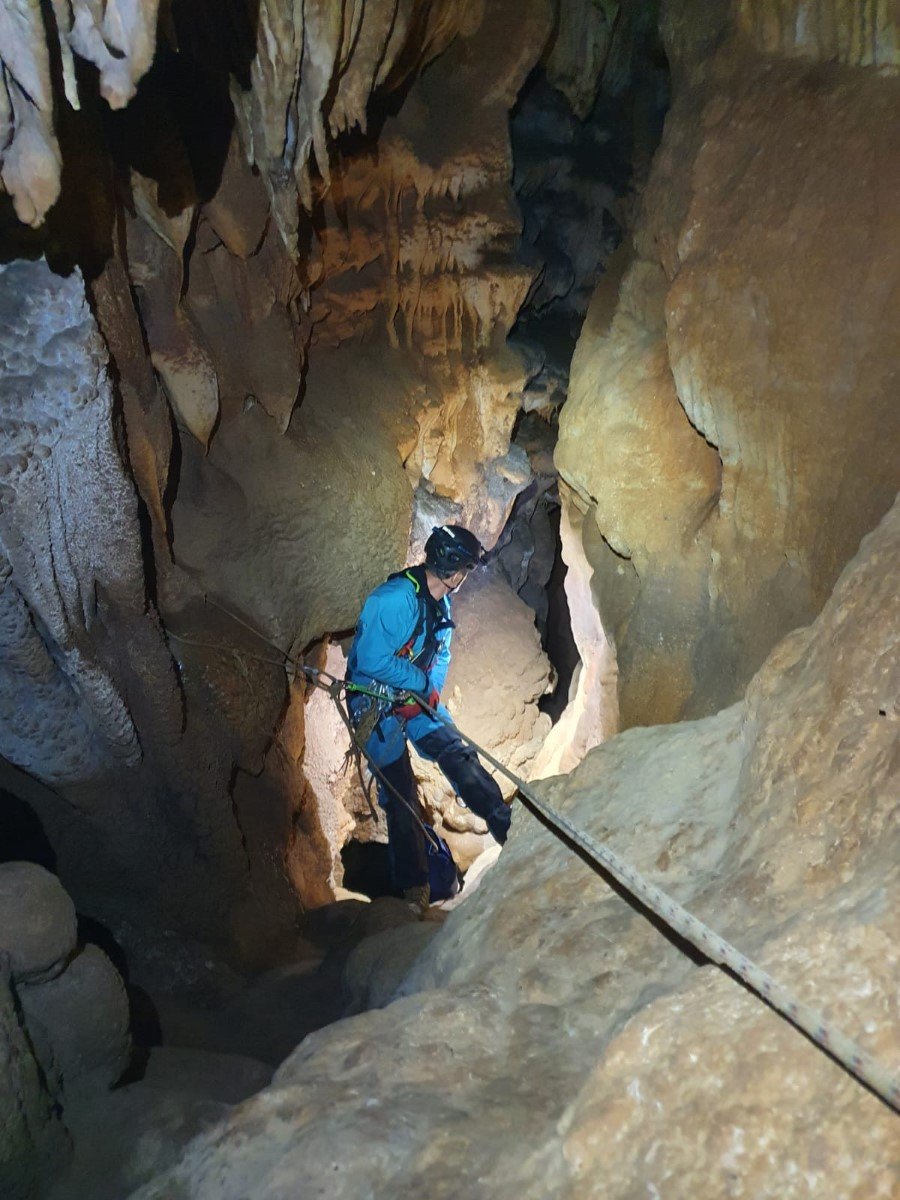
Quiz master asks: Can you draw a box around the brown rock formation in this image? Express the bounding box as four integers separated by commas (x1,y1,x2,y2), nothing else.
557,0,900,726
0,257,317,961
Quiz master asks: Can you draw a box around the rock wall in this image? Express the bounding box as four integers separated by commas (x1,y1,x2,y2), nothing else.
0,257,318,963
0,1,558,961
556,0,900,726
126,485,899,1200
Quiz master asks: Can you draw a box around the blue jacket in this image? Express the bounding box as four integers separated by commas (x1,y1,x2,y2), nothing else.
347,568,453,699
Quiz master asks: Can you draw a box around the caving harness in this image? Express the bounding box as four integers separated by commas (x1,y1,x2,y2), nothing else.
345,565,454,747
171,597,900,1116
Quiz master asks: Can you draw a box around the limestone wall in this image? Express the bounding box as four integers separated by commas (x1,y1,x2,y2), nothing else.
557,0,900,726
0,1,556,959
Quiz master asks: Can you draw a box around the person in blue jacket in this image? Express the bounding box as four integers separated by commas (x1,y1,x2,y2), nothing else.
347,524,511,912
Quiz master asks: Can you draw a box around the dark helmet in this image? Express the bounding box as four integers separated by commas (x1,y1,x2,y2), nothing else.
424,525,486,578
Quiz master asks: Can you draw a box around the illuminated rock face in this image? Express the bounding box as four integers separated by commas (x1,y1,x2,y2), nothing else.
127,492,900,1200
557,5,900,727
1,0,898,978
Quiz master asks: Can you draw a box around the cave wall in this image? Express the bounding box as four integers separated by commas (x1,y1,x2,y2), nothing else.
0,256,312,965
556,0,900,726
0,0,560,960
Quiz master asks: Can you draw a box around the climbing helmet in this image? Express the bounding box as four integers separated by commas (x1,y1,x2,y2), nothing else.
424,525,486,579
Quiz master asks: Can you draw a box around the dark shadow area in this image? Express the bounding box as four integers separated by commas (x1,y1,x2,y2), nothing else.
0,0,261,277
75,913,162,1084
0,788,160,1075
539,506,581,721
507,31,671,401
498,36,672,726
518,794,707,968
340,839,398,901
0,788,58,871
107,0,260,214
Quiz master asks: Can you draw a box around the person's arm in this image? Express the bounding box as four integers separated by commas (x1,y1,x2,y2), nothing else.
427,615,453,696
353,585,430,696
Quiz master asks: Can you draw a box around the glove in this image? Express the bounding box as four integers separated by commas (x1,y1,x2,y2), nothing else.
394,697,422,721
394,689,440,721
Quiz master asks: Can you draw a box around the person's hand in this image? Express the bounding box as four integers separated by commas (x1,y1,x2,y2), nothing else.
394,688,440,720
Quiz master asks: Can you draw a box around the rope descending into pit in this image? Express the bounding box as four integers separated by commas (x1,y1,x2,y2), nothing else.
307,665,442,849
175,600,900,1114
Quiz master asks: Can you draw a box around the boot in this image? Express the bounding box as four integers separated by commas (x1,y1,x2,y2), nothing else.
403,883,430,916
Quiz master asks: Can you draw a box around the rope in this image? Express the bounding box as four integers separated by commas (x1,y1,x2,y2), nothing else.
176,599,900,1114
298,665,442,852
399,689,900,1115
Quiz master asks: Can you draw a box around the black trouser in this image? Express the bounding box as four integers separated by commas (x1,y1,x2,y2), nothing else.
376,723,510,893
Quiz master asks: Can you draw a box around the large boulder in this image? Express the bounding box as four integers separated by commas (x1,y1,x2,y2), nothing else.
0,965,70,1200
18,944,131,1090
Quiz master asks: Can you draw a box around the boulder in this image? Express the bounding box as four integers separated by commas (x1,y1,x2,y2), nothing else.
19,944,131,1090
0,862,76,984
0,965,69,1200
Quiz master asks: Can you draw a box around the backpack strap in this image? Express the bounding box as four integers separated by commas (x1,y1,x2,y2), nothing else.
388,565,453,671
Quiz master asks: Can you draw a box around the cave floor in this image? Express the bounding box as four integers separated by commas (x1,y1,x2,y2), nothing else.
49,896,451,1200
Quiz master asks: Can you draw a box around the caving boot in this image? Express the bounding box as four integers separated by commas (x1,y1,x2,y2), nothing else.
403,883,430,917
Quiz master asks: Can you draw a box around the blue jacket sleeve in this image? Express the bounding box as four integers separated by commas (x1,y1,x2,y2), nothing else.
428,610,452,695
352,584,430,696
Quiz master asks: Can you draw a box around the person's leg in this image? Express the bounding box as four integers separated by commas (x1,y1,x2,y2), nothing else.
411,722,511,845
350,702,429,895
375,749,429,893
